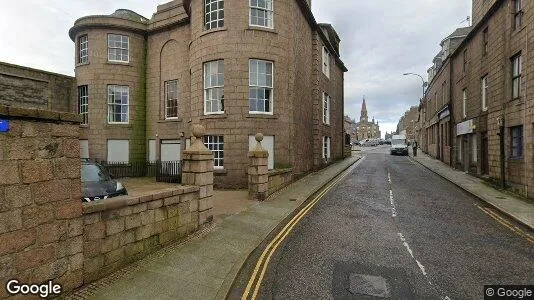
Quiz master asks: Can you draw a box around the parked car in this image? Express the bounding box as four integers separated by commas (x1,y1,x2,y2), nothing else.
81,160,128,202
390,135,409,156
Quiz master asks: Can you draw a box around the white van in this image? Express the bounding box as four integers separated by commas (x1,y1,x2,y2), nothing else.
390,135,408,155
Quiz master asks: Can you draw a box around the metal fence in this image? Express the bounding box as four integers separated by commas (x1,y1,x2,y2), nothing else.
99,160,182,183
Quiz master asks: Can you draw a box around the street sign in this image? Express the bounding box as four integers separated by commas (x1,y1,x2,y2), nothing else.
0,119,9,133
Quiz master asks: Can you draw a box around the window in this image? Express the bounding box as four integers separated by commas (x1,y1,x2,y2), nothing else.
462,49,468,73
513,0,522,31
323,136,331,160
107,85,129,123
160,140,181,162
203,135,224,169
78,85,88,125
204,60,225,114
441,81,446,106
323,92,330,124
108,34,129,62
165,80,178,119
78,35,88,64
322,47,330,78
462,88,467,118
510,126,523,158
205,0,224,30
80,140,89,159
512,54,522,99
250,0,273,28
482,28,488,56
148,140,156,163
249,135,274,169
107,140,129,163
249,59,273,114
481,75,488,111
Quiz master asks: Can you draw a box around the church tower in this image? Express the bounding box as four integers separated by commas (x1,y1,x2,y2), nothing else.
360,97,368,122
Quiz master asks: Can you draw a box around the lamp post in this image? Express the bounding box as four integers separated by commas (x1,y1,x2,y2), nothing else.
403,72,427,98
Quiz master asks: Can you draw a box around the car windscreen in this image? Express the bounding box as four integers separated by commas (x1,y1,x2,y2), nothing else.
391,139,406,146
82,164,111,182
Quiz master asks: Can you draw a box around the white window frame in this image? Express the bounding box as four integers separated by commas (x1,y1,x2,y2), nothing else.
78,85,88,125
322,47,331,78
204,60,225,115
107,34,129,63
165,80,178,119
481,75,488,111
205,0,224,30
322,92,330,124
78,35,88,64
107,85,129,124
323,136,331,160
512,54,521,99
203,135,224,169
249,59,274,115
462,88,467,118
249,0,274,29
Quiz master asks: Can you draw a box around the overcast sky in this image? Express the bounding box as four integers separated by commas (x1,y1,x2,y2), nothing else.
0,0,471,137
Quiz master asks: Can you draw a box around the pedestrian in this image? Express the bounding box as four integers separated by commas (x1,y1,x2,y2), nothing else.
412,141,418,156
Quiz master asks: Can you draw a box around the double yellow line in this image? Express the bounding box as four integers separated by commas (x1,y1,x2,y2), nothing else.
477,205,534,244
241,159,362,300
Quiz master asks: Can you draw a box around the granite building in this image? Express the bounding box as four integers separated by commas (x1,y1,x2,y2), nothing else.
354,97,380,140
68,0,347,188
420,0,534,197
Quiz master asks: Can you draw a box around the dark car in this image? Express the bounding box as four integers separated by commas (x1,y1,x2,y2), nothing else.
81,161,127,202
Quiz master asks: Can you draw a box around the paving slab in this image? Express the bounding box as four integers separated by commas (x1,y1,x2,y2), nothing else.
412,153,534,230
66,155,361,300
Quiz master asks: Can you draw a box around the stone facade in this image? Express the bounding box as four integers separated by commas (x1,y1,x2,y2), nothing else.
68,0,347,189
396,106,420,143
354,98,381,140
0,106,83,298
420,0,534,197
0,62,75,113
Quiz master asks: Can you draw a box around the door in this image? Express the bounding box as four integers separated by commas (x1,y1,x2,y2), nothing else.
462,136,469,172
481,132,489,175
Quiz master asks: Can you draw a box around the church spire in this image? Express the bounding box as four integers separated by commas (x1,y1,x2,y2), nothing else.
360,97,368,122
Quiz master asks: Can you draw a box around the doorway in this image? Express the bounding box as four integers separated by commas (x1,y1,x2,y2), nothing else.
481,132,489,175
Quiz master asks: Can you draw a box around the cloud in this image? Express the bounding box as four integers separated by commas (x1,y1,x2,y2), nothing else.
0,0,470,137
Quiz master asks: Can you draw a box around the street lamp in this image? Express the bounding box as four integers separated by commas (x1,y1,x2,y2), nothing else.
403,73,427,98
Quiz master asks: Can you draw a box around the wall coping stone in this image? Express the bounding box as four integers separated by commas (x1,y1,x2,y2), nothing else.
82,186,199,214
0,105,81,123
268,168,293,176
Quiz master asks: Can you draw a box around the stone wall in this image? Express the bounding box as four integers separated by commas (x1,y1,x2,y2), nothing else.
0,62,75,112
0,106,83,298
267,169,293,196
81,186,200,283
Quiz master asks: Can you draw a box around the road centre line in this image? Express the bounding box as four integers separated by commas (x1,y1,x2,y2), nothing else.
241,157,365,300
388,171,396,217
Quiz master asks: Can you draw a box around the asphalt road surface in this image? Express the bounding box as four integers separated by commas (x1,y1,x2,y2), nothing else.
230,146,534,299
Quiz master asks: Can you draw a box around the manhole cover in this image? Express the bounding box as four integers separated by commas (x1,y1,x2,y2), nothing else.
349,273,390,298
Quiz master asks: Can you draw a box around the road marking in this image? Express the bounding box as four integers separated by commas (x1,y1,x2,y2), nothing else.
476,205,534,244
241,157,365,300
390,190,397,217
398,233,450,299
387,171,396,217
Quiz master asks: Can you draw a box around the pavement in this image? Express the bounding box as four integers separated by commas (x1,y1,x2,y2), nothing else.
411,150,534,230
66,154,362,300
229,145,534,299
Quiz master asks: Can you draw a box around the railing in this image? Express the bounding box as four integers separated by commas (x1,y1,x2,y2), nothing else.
98,160,182,183
155,161,182,183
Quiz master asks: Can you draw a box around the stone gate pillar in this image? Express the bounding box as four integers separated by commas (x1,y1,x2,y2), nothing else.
248,133,269,201
182,124,214,226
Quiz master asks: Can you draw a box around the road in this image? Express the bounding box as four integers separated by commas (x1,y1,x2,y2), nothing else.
230,146,534,299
